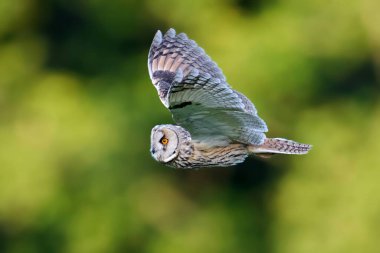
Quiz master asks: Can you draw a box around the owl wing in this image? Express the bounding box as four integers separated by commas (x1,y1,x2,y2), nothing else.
148,28,267,145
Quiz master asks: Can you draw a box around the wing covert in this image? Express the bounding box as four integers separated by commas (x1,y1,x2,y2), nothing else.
168,70,268,145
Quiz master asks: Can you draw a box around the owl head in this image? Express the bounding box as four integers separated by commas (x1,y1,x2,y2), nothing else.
150,124,191,164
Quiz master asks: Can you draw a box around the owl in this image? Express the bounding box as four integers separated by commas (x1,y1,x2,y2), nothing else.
148,28,311,169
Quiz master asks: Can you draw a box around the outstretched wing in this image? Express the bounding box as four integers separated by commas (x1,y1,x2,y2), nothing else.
148,28,267,145
148,28,225,84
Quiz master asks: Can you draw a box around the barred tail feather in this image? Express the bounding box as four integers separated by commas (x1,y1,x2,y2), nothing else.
249,138,311,158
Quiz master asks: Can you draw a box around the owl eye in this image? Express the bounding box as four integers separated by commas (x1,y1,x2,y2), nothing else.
160,137,169,145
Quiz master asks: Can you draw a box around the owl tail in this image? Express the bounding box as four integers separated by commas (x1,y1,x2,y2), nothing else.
248,138,312,158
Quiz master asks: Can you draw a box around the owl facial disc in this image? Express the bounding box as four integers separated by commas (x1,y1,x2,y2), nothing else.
150,125,180,163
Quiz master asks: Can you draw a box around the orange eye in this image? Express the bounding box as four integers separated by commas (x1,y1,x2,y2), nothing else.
160,137,169,145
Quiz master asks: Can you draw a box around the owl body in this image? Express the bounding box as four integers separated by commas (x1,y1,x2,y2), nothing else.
170,143,249,169
151,125,248,169
148,29,311,169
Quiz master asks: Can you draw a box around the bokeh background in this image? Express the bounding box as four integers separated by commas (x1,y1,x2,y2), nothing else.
1,0,379,252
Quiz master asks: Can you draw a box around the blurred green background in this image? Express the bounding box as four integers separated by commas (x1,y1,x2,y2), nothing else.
1,0,379,252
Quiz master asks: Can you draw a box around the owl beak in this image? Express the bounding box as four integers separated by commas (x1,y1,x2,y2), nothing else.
151,148,162,162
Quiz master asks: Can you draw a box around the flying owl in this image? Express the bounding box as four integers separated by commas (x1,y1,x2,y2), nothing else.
148,28,311,169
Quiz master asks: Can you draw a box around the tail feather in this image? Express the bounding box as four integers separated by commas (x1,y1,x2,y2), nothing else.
249,138,311,157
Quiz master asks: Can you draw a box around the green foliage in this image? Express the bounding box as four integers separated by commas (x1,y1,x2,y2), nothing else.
0,0,379,252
